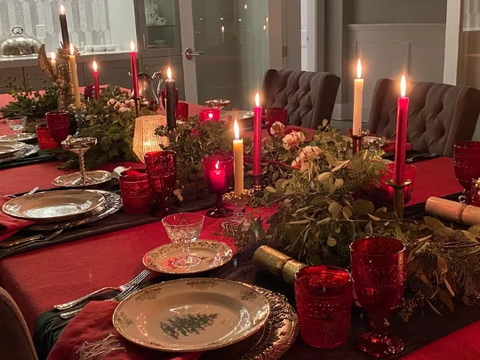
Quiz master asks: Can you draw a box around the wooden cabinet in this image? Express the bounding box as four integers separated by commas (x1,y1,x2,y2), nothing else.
82,60,132,90
23,65,86,90
0,68,23,93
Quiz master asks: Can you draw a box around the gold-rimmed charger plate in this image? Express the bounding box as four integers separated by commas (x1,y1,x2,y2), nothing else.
143,240,233,274
0,133,36,142
113,278,270,352
52,170,113,187
0,142,27,159
2,190,105,222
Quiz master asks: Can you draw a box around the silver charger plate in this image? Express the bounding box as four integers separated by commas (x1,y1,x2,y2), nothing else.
52,170,113,188
26,190,122,231
0,144,39,164
220,110,254,122
0,142,27,159
0,133,37,142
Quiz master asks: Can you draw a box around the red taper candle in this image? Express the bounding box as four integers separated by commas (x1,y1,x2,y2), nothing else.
129,41,139,99
394,75,409,185
92,61,100,100
253,92,262,176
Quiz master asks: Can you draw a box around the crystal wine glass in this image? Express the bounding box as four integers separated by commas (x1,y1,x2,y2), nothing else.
144,151,177,216
5,116,27,139
350,237,406,358
453,141,480,204
204,99,231,110
162,213,205,269
46,111,70,143
61,137,98,186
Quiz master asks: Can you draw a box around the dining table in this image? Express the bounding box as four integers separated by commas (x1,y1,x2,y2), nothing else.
0,97,478,359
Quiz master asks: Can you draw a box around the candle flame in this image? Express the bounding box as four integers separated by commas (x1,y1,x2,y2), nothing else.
70,44,74,56
50,52,56,60
93,61,97,71
255,93,260,107
209,113,213,119
60,4,65,15
167,67,172,79
356,59,362,79
130,41,135,52
234,119,240,140
401,75,407,97
215,160,220,170
221,25,225,33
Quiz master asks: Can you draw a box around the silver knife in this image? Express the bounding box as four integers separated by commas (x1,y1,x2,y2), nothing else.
1,229,63,250
0,234,45,248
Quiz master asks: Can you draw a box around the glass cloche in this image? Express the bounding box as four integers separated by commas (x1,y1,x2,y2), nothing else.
0,26,42,57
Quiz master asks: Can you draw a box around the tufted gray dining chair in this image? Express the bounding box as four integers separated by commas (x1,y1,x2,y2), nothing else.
262,69,341,129
0,287,38,360
369,79,480,156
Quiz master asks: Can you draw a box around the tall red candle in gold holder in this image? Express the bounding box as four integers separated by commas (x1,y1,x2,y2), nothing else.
129,41,139,99
253,93,262,179
92,61,100,100
394,75,409,185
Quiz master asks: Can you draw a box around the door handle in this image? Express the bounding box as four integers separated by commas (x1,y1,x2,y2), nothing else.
143,34,146,50
184,47,204,60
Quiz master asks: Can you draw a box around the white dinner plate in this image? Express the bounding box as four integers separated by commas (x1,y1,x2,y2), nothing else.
2,190,105,222
113,278,270,352
0,133,37,142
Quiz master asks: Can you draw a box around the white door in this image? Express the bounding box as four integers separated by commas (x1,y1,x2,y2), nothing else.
179,0,298,109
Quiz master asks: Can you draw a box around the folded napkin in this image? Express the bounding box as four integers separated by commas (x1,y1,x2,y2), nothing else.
0,198,34,242
47,301,202,360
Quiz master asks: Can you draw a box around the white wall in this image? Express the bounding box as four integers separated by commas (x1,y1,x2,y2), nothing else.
107,0,136,50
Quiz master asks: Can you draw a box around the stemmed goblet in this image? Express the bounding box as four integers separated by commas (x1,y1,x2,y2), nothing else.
61,137,98,186
453,141,480,204
5,116,27,139
202,154,233,218
162,213,205,269
350,237,406,358
205,99,231,110
144,150,177,216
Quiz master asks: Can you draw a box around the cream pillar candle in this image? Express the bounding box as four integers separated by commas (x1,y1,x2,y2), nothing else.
69,44,81,108
233,119,244,196
353,59,364,136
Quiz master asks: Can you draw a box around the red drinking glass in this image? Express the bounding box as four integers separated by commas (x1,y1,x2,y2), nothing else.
295,266,353,349
176,101,189,121
265,107,288,137
381,163,416,205
199,109,221,122
202,154,234,218
144,151,177,216
454,141,480,203
350,237,406,358
36,123,59,150
119,169,153,214
46,111,70,142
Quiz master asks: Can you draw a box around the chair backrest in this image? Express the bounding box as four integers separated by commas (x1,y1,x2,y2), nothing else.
262,69,341,129
369,79,480,156
0,287,38,360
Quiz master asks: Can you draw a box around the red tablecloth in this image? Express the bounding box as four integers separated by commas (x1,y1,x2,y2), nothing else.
0,96,472,359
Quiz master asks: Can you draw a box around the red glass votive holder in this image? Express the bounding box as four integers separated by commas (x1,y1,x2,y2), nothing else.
176,101,189,121
265,107,288,137
381,163,416,205
202,154,234,218
454,141,480,201
119,169,153,214
295,266,353,349
36,124,59,150
46,111,70,143
144,151,177,216
199,109,221,122
161,88,179,108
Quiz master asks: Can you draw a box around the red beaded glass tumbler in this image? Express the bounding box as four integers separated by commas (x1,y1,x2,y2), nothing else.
454,141,480,204
119,169,153,214
144,151,177,215
295,266,353,349
350,237,406,358
265,107,287,137
36,124,59,150
176,101,189,121
202,154,234,218
381,164,416,205
46,111,70,142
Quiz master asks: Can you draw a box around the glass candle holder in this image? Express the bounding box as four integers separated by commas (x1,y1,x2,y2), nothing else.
176,101,189,121
36,124,59,150
350,237,406,358
199,109,221,122
119,169,153,214
454,141,480,202
294,266,353,349
380,163,416,205
46,111,70,143
144,151,177,216
202,154,234,218
265,107,288,137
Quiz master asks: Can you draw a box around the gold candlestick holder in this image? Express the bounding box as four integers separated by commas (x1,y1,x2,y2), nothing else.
386,179,413,219
347,130,370,155
248,170,266,192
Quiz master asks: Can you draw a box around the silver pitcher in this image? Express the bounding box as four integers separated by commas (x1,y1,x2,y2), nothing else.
131,71,163,111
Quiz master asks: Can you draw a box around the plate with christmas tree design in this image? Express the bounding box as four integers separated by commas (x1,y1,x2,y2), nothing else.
113,278,270,352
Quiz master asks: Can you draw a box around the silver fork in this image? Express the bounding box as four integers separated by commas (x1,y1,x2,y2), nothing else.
59,284,141,320
53,269,150,311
